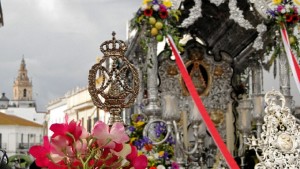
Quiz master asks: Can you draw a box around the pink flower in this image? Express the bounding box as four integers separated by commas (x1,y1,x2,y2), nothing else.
92,121,129,149
159,4,167,11
30,117,140,169
277,5,284,12
171,161,180,169
294,7,298,14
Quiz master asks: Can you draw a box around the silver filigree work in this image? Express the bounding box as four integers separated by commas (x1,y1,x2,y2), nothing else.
246,90,300,169
181,0,254,30
252,0,273,19
253,23,267,50
171,0,183,9
180,0,202,28
229,0,254,30
209,0,225,6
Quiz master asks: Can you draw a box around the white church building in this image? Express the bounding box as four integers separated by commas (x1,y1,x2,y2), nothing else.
0,58,45,156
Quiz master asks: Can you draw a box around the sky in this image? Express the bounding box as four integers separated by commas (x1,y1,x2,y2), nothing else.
0,0,141,111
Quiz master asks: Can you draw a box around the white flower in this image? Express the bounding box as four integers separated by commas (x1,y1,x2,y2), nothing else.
154,153,159,159
281,9,286,14
147,155,154,160
141,4,148,11
152,4,160,11
157,165,166,169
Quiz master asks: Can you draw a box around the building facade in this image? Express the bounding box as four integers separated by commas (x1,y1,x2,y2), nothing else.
12,57,34,107
0,112,43,157
46,86,111,138
0,58,45,125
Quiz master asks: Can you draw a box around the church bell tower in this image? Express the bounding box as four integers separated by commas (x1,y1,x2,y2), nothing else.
13,58,33,102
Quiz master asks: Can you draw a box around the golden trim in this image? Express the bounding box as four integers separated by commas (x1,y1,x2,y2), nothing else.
180,57,212,96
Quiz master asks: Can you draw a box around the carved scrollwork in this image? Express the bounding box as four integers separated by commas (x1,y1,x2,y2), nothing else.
88,32,139,125
246,90,300,169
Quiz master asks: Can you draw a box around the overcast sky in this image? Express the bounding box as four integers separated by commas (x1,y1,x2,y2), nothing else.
0,0,140,111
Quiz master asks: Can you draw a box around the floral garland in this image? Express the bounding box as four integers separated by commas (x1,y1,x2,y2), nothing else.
128,114,179,169
29,116,147,169
264,0,300,69
131,0,183,51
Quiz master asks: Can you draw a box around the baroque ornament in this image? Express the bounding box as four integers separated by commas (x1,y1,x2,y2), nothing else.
252,23,267,50
180,0,202,28
180,0,254,30
228,0,254,30
209,0,226,6
88,32,140,125
246,90,300,169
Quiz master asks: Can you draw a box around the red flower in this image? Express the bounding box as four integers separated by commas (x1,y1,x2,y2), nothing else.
50,116,83,144
29,136,52,167
292,14,299,22
71,160,82,167
126,145,148,169
144,144,153,151
88,159,95,167
29,136,65,169
159,10,168,19
144,9,153,16
149,167,157,169
286,14,293,23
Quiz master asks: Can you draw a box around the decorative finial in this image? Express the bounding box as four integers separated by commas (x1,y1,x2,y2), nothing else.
99,31,127,56
112,31,116,40
89,32,139,125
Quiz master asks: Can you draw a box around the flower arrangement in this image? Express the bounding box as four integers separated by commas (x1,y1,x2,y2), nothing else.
264,0,300,70
131,0,183,51
29,116,147,169
268,0,300,25
127,114,177,169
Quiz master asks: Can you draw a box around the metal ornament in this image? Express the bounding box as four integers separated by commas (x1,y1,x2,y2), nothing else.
246,90,300,169
88,32,139,125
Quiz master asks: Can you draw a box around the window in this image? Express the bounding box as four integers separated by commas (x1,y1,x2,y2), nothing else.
87,117,92,133
82,118,84,128
23,89,27,97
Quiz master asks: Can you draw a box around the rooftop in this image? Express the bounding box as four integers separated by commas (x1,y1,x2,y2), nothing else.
0,112,43,127
0,93,9,101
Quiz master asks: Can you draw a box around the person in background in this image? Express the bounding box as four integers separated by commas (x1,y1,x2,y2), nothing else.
0,150,10,169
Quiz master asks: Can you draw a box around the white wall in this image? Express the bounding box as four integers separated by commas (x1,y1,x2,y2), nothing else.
47,104,67,138
0,125,43,157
